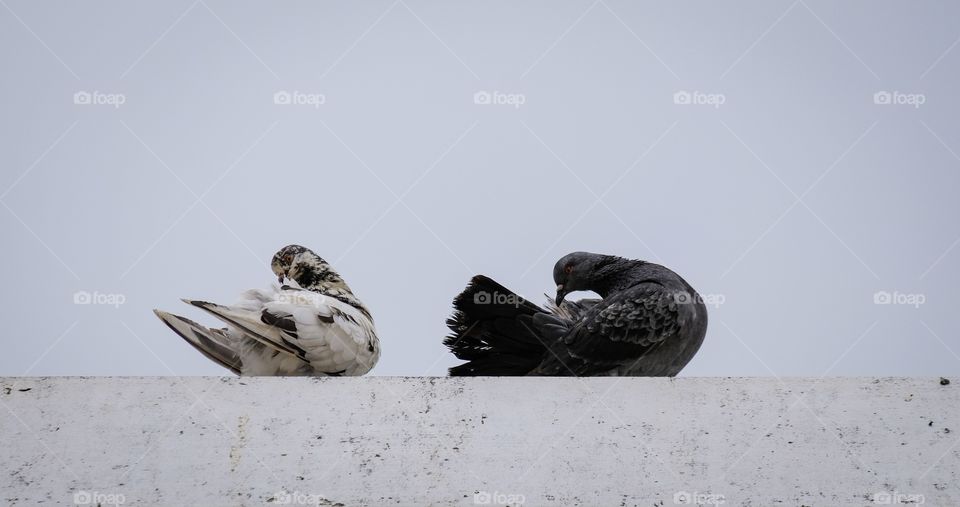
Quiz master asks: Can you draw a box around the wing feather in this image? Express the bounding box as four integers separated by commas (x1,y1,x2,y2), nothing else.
534,282,684,376
182,286,378,376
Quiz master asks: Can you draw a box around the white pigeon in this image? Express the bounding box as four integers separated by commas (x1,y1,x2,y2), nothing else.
154,245,380,376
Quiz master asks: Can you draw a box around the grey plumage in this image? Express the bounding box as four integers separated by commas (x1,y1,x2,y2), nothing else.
444,252,707,377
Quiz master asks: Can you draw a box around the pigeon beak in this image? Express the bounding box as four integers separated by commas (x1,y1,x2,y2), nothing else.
555,284,568,306
277,274,285,284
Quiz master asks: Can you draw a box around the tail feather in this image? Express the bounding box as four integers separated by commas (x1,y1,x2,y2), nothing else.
444,275,552,376
181,299,302,358
153,309,242,375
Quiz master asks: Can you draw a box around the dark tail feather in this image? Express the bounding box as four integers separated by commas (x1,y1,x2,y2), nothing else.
443,275,551,376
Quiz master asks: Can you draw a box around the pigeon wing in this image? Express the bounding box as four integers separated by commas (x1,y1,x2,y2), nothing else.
535,282,682,376
185,288,378,376
263,295,379,375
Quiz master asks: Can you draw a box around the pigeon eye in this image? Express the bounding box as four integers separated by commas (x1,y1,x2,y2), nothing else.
283,254,294,264
564,265,573,274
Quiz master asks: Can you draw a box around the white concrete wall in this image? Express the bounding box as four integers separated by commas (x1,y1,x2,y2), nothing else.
0,377,956,506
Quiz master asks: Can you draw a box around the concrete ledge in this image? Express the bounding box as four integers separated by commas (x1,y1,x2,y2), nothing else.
0,377,957,506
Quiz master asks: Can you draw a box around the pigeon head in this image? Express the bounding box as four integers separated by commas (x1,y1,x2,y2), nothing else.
271,245,347,292
553,251,624,305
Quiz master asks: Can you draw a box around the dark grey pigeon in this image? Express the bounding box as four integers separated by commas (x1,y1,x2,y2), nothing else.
444,252,707,376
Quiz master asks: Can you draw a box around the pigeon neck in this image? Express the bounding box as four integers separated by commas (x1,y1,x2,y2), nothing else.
589,259,646,297
291,261,351,294
298,277,355,297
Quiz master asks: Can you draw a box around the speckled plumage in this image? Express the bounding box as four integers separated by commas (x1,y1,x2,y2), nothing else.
154,245,379,376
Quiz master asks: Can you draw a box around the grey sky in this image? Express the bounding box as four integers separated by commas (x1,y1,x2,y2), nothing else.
1,1,958,376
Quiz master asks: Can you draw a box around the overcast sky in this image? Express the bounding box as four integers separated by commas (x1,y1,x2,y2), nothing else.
1,0,958,376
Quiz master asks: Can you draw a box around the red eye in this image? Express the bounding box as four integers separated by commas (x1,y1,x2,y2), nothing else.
564,265,573,274
283,255,293,264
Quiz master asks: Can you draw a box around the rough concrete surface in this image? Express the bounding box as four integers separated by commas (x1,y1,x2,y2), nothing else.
0,377,956,506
